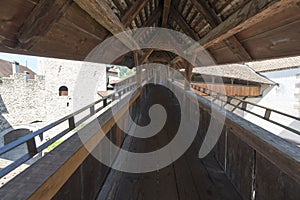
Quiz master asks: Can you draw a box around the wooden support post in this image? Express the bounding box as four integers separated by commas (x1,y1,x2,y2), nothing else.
134,52,142,91
242,102,247,111
90,105,95,115
184,54,196,90
264,109,272,120
27,138,38,157
103,98,107,107
68,116,76,130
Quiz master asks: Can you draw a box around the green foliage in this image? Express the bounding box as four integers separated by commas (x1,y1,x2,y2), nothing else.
118,67,134,78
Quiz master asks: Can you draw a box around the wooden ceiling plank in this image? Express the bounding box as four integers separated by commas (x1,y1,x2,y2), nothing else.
200,0,298,48
122,0,149,27
133,7,162,40
190,0,251,61
170,5,200,41
162,0,171,27
111,0,126,15
17,0,72,48
74,0,140,50
189,0,221,27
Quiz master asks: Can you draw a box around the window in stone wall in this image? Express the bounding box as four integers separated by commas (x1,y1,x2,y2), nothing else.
59,86,68,96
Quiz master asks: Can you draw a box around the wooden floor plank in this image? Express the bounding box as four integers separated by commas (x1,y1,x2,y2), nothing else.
97,85,242,200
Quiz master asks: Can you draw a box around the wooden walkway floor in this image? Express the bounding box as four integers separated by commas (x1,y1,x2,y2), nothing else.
97,85,242,200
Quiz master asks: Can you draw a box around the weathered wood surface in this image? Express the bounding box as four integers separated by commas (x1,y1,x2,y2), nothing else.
122,0,149,27
97,85,241,200
200,0,298,48
0,89,142,200
192,83,261,97
74,0,140,50
162,0,171,27
17,0,72,48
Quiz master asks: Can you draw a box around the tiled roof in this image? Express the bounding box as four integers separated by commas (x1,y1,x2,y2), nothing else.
246,56,300,72
0,59,35,78
192,64,275,85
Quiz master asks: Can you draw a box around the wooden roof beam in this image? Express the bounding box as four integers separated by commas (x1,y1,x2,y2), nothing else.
224,36,252,61
190,0,251,61
133,7,162,40
200,0,298,48
189,0,221,27
162,0,171,27
140,49,154,64
17,0,72,48
122,0,149,27
74,0,140,50
170,5,200,41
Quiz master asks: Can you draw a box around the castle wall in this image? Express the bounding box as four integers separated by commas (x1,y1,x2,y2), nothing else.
0,73,46,130
38,58,107,123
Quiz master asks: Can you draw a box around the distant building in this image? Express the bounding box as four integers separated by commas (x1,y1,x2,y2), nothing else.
0,58,106,152
244,56,300,144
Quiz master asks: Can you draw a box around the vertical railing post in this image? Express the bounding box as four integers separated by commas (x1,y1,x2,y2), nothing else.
242,102,247,111
27,138,38,157
90,104,95,115
103,98,107,107
68,116,76,130
264,109,271,120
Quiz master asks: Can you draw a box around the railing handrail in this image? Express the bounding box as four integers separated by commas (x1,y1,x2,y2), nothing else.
170,80,300,183
190,83,300,136
0,81,140,178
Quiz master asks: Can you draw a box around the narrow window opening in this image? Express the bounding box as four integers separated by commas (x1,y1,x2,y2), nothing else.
59,86,68,96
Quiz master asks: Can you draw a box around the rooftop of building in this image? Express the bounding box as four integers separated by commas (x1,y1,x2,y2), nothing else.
0,59,35,79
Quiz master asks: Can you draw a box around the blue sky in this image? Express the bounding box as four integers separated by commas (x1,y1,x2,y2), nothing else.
0,52,37,72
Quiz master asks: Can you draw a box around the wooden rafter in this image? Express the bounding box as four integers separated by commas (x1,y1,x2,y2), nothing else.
122,0,149,27
133,7,162,40
111,0,125,15
224,37,252,61
190,0,251,61
74,0,139,50
140,49,154,64
162,0,171,27
170,5,200,41
199,0,298,48
17,0,72,48
189,0,221,27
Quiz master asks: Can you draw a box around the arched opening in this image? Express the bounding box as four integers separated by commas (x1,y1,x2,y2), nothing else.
59,86,68,96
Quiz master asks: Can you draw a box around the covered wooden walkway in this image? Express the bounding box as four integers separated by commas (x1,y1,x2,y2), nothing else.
97,85,241,200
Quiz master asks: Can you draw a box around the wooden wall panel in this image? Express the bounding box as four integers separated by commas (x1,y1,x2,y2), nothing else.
255,153,300,200
214,127,227,169
226,130,254,200
192,83,262,97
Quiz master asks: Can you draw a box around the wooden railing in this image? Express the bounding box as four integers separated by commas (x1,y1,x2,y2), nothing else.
191,83,300,136
171,80,300,199
191,82,261,97
0,82,139,179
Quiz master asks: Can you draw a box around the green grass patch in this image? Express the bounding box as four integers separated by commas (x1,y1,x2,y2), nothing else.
46,140,64,152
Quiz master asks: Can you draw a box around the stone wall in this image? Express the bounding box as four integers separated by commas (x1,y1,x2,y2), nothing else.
38,58,107,123
0,58,106,147
0,73,46,132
